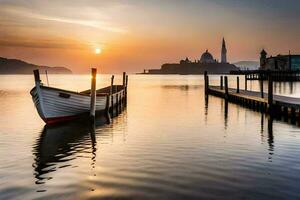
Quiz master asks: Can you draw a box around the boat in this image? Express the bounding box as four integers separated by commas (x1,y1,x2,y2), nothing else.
30,69,127,124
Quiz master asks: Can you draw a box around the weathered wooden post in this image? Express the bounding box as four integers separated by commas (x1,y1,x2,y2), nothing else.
260,79,264,98
220,76,223,90
110,75,114,115
224,100,228,128
90,68,97,121
45,70,49,86
236,76,239,93
245,75,247,91
118,92,121,113
224,76,229,100
116,93,119,115
125,75,128,105
122,72,126,104
33,69,41,84
204,71,208,95
33,70,44,110
206,74,209,94
291,107,296,123
105,93,111,123
122,72,126,88
268,74,273,114
283,106,288,119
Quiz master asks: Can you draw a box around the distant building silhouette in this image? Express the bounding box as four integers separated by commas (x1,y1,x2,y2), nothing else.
260,49,267,67
260,49,300,70
144,37,238,74
221,38,227,63
200,50,217,63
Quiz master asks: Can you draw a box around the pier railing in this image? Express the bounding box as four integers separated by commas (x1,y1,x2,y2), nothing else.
230,70,300,81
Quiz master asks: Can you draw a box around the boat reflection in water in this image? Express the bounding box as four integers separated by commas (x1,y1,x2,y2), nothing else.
32,116,108,185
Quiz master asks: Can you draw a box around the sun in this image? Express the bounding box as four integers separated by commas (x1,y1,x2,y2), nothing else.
95,48,101,54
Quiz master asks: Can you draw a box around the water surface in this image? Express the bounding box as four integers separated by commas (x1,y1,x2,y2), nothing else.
1,75,300,200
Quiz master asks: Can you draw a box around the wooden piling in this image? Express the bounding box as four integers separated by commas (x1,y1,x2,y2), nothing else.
283,106,288,118
204,71,208,95
220,76,223,90
125,75,128,104
110,75,114,115
122,72,126,88
90,68,97,120
122,72,126,104
291,107,296,122
206,71,300,124
119,90,123,110
105,93,111,123
118,92,121,113
45,70,49,86
268,74,273,113
260,80,264,98
236,76,239,93
33,69,45,111
224,76,229,100
245,75,247,91
33,69,41,83
116,93,119,115
206,75,209,95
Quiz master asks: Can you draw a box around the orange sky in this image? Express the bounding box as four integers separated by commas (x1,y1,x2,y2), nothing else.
1,0,300,73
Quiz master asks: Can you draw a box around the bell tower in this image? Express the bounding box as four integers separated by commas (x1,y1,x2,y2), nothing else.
260,49,267,69
221,37,227,63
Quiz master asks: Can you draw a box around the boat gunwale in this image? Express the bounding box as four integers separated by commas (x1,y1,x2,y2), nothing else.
30,85,125,97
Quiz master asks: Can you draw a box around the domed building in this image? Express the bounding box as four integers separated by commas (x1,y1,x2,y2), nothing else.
200,50,217,64
145,38,239,74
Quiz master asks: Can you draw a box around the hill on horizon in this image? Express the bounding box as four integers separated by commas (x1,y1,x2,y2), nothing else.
233,61,260,70
0,57,72,74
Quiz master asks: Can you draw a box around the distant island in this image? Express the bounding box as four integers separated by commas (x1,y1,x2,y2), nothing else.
233,61,259,70
140,38,239,75
0,57,72,74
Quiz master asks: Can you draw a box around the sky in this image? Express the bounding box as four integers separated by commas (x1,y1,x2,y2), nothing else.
0,0,300,73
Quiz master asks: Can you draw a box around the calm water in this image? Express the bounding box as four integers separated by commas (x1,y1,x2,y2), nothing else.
1,74,300,200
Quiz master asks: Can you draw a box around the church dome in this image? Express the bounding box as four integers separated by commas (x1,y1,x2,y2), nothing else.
200,50,215,63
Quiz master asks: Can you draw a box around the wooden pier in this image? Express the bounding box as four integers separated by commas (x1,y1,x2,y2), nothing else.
108,72,128,118
230,70,300,81
85,70,128,122
205,72,300,123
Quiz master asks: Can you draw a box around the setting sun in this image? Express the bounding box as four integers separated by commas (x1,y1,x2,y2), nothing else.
95,48,101,54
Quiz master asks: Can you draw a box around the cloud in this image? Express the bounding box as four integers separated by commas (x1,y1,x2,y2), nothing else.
0,4,127,33
33,14,127,33
0,37,88,49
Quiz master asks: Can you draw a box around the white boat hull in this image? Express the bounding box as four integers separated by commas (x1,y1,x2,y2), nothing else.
30,85,124,124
